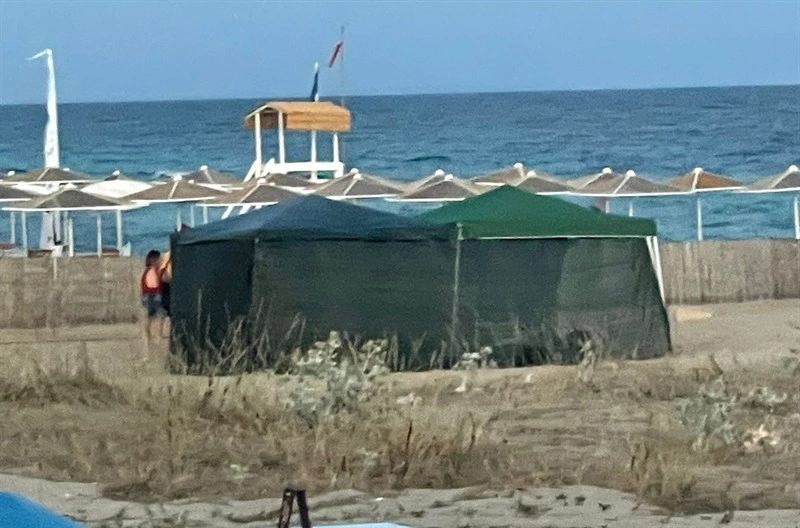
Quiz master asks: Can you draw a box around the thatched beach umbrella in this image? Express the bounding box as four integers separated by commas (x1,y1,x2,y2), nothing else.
314,169,406,200
472,163,526,186
177,165,243,188
568,168,626,212
259,172,320,193
2,167,93,187
125,176,226,228
390,174,483,202
4,188,139,255
0,186,35,249
514,170,573,195
668,167,743,241
202,180,302,220
573,170,686,216
740,165,800,240
81,170,153,199
405,169,450,193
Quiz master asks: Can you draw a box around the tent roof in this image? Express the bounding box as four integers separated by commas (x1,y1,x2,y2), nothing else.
3,188,133,212
314,171,405,199
244,101,351,132
125,179,225,202
175,195,455,245
420,185,657,238
668,168,742,191
203,181,301,206
472,163,526,186
3,167,94,184
744,165,800,192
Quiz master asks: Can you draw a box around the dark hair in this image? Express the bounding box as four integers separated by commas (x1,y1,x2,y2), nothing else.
145,250,161,267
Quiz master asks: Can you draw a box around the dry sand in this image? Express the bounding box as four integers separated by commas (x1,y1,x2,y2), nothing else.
1,299,799,527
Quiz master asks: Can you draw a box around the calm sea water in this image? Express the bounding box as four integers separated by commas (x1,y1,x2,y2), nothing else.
0,85,798,253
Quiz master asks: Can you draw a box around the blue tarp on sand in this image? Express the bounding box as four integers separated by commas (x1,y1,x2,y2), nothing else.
0,493,83,527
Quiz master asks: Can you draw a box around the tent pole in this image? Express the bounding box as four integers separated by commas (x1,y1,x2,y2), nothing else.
97,214,102,257
21,212,27,252
9,212,15,245
203,205,209,224
628,201,634,217
794,195,799,241
254,112,262,175
696,195,703,241
115,209,123,252
449,223,464,365
652,236,666,304
278,112,286,164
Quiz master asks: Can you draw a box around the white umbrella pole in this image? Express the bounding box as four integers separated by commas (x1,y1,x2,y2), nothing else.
202,206,209,224
21,212,27,252
604,198,610,214
67,219,74,257
696,196,703,241
96,214,102,257
176,208,182,230
628,201,634,217
189,204,196,227
9,212,15,245
794,195,799,241
115,209,123,252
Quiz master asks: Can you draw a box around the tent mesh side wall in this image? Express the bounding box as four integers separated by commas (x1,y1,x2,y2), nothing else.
170,237,670,373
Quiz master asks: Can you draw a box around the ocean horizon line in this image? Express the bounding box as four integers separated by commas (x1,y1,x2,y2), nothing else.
1,82,797,107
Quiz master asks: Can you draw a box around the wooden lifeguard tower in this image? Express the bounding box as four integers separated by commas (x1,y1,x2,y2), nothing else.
243,101,351,183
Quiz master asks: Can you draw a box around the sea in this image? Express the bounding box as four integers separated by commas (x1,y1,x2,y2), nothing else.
0,85,798,254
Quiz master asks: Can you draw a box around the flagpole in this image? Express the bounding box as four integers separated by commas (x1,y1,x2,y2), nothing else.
339,25,346,169
311,62,320,182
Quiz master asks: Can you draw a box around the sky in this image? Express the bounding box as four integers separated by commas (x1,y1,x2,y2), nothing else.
0,0,798,104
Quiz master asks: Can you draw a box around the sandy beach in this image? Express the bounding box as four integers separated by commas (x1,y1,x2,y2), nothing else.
1,299,799,527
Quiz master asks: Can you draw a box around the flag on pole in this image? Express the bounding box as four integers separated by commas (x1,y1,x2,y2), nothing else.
328,41,343,68
309,62,320,102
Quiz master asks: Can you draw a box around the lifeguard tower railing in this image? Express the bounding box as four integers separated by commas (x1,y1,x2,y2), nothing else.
243,101,351,183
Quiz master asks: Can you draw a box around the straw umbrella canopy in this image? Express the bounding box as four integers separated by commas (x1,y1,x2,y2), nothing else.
668,167,743,241
389,174,484,202
202,179,303,220
0,185,35,202
313,169,406,200
124,177,225,203
568,167,625,191
81,170,152,199
2,167,93,186
3,188,139,255
177,165,243,187
740,165,800,240
259,173,320,193
514,170,574,195
405,169,450,193
572,169,687,216
472,163,526,186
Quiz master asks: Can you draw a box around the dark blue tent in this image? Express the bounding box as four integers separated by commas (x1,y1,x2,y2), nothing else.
0,493,82,528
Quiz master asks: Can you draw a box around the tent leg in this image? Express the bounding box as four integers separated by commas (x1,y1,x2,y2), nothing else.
203,206,209,224
115,209,123,252
696,196,703,241
649,236,666,304
10,212,15,245
449,224,464,366
794,195,799,241
21,212,27,252
97,214,103,257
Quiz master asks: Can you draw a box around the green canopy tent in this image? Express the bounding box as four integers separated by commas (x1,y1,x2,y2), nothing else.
421,186,670,363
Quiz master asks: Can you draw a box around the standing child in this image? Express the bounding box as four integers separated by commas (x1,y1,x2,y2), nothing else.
140,249,162,345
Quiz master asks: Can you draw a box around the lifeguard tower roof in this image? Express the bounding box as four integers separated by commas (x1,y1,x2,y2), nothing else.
244,101,351,132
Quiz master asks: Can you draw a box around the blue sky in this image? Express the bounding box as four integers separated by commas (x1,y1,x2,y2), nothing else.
0,0,798,104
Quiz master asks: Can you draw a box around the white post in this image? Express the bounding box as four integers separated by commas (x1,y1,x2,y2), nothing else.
67,219,74,257
9,212,15,245
203,206,209,224
604,198,610,214
310,130,318,182
333,133,340,163
190,204,196,227
115,209,123,251
21,212,27,252
176,208,182,230
652,236,666,304
278,112,286,164
696,195,703,241
794,195,799,241
96,214,103,257
254,112,262,173
628,201,634,217
222,206,234,220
